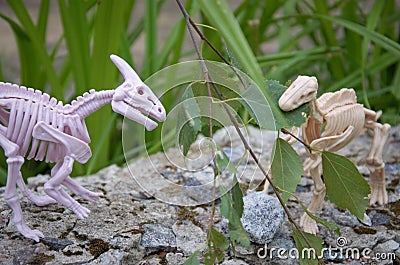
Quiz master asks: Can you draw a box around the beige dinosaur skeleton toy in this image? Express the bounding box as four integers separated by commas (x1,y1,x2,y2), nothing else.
271,75,390,234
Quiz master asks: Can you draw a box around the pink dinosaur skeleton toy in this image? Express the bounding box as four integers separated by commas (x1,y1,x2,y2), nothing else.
0,55,166,241
271,75,390,234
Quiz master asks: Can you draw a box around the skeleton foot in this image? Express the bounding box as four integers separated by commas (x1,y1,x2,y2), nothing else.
300,213,319,234
15,220,44,242
6,195,44,242
44,184,90,219
369,182,388,205
63,177,103,202
17,178,56,206
25,193,57,207
78,190,103,203
68,199,90,219
368,164,388,205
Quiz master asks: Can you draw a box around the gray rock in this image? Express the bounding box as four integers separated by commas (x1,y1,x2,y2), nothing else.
221,259,249,265
140,224,176,249
88,249,125,265
369,210,392,226
166,252,186,265
172,221,207,256
374,240,400,254
41,237,74,251
331,209,359,227
241,192,285,244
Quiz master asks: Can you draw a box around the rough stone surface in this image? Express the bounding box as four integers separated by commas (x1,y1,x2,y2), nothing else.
172,221,207,256
0,125,399,264
241,192,285,244
140,224,176,249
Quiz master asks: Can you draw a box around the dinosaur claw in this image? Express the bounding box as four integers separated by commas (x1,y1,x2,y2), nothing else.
15,221,45,242
300,213,319,235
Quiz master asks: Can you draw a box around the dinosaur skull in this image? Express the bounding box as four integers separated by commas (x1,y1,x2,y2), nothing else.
278,75,318,111
110,54,166,131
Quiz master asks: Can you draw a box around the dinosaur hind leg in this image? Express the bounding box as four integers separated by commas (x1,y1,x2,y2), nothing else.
63,177,103,203
17,176,56,206
44,157,90,219
300,157,325,235
366,123,390,205
0,133,44,241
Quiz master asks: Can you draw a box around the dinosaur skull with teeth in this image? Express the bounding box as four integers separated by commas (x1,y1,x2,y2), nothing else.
110,54,166,131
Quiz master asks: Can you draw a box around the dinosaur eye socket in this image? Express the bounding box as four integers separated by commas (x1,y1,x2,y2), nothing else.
138,88,144,95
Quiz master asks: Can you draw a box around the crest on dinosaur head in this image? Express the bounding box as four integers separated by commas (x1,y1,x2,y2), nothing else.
110,54,166,131
278,75,318,112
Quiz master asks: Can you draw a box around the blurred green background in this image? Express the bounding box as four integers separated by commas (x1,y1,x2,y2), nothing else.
0,0,399,185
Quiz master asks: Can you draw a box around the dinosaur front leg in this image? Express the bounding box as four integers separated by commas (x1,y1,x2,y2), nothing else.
365,122,390,205
300,126,356,234
44,156,90,219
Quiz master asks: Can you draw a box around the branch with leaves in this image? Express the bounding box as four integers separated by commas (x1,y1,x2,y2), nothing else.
176,1,372,264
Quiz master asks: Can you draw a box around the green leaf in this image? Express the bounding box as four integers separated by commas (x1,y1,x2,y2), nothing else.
239,84,275,130
322,151,370,219
231,181,244,217
216,146,237,175
176,86,202,156
197,0,295,130
209,227,229,252
204,251,217,265
271,138,303,202
292,227,323,265
229,223,251,248
183,251,200,265
267,80,309,128
296,198,341,236
219,184,251,248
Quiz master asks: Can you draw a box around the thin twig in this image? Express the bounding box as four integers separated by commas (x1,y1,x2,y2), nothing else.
281,128,312,150
175,0,318,255
176,0,218,234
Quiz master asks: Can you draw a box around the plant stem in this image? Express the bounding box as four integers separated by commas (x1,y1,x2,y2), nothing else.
176,0,218,234
281,127,312,151
176,0,317,254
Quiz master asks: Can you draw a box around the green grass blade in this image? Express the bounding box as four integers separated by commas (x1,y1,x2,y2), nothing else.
6,0,61,92
314,14,400,57
58,0,91,91
329,52,398,92
0,13,40,86
312,0,345,79
86,1,134,174
143,0,158,77
198,0,304,129
37,0,50,41
257,46,340,66
360,0,385,108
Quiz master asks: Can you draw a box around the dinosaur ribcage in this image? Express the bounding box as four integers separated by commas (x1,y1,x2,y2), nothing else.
322,103,365,144
0,98,84,163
